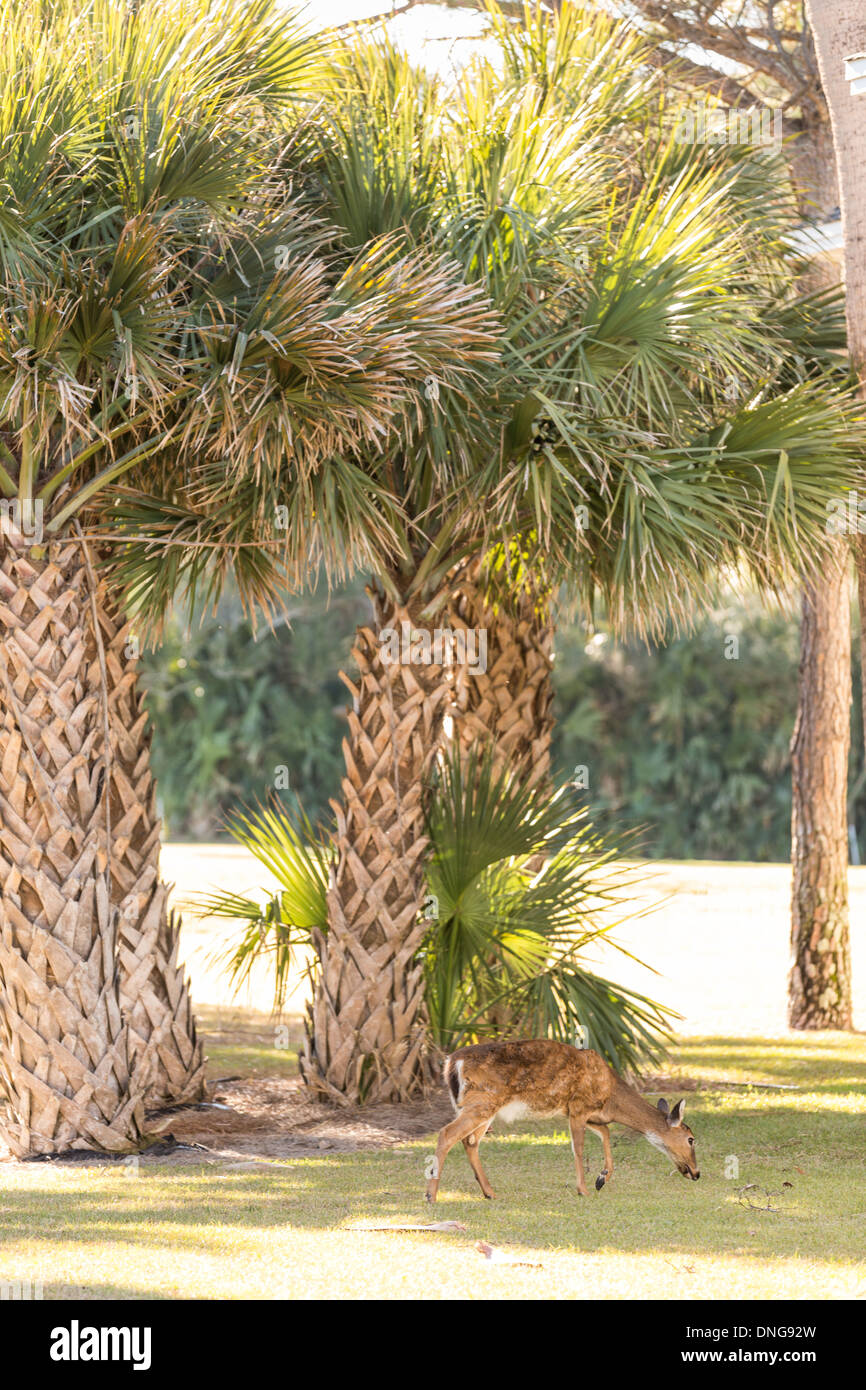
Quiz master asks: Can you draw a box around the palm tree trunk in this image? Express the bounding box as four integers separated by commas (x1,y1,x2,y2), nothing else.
449,560,555,1038
789,546,853,1028
0,535,144,1155
451,560,554,790
99,591,206,1107
302,580,450,1104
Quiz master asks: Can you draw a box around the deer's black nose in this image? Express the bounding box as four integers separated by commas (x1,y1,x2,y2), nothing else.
692,1171,700,1180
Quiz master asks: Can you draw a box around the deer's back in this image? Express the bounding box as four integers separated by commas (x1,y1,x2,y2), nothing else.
445,1039,615,1118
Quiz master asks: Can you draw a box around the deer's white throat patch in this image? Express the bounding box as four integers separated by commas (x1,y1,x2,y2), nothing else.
644,1130,668,1154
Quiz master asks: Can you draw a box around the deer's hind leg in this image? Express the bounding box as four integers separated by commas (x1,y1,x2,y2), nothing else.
462,1118,495,1199
426,1104,495,1203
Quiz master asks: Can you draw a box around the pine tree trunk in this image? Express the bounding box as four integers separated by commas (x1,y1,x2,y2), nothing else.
100,592,206,1108
787,12,856,1033
301,581,450,1104
0,535,144,1155
803,4,866,760
858,553,866,747
789,546,853,1028
451,561,554,790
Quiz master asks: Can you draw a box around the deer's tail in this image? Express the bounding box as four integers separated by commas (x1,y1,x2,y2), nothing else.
443,1054,461,1108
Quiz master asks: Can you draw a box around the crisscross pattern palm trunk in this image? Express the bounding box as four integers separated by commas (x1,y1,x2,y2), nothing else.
100,596,205,1107
302,587,449,1105
0,537,143,1155
452,563,554,790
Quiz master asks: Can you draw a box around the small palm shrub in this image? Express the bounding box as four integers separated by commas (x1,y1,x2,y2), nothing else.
195,751,676,1073
422,751,674,1070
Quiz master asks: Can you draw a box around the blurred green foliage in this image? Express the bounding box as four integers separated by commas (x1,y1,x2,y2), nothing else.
141,582,866,861
552,592,866,862
139,582,373,839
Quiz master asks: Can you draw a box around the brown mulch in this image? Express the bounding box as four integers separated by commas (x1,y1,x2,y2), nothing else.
154,1075,455,1160
637,1072,701,1094
0,1076,455,1167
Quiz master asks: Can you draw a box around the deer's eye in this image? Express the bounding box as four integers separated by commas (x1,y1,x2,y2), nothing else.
688,1137,695,1146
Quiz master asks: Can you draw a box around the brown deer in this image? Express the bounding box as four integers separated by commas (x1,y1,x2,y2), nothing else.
425,1039,700,1202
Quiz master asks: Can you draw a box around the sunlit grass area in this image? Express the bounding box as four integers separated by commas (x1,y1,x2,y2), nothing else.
1,1034,863,1300
193,1006,302,1078
4,857,864,1299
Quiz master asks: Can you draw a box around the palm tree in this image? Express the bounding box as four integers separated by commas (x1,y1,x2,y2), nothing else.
193,751,677,1074
451,3,862,788
281,11,864,1103
0,0,496,1155
507,0,863,1034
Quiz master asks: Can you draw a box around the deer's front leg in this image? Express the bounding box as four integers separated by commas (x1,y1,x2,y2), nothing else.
589,1123,614,1190
568,1114,589,1197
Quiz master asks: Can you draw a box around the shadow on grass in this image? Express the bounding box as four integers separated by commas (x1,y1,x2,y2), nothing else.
2,1114,864,1269
1,1033,864,1291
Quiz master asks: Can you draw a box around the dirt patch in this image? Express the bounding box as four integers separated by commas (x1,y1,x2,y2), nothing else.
637,1072,701,1094
154,1076,455,1160
0,1076,455,1168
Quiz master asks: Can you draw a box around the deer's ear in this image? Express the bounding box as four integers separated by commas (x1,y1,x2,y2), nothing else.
657,1098,670,1116
669,1100,686,1127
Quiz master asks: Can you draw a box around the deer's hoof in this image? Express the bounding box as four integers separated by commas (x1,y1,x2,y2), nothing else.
595,1171,608,1191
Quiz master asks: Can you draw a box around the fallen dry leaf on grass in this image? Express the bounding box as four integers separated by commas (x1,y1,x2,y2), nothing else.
476,1241,543,1268
349,1221,468,1233
736,1184,783,1212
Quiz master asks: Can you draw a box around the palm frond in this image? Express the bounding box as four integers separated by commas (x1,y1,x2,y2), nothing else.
187,799,330,1011
423,747,675,1066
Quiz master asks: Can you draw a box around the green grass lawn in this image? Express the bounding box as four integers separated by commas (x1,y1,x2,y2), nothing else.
192,1005,302,1078
1,1032,864,1300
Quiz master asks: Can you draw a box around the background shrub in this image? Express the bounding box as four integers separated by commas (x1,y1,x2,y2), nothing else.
141,582,866,860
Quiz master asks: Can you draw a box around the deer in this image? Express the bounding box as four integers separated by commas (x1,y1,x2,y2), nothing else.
425,1039,700,1202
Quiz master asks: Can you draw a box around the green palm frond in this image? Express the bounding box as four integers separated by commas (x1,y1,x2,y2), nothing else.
514,962,676,1073
277,5,865,632
422,747,674,1066
0,2,504,631
480,0,659,128
309,38,445,249
188,800,330,1010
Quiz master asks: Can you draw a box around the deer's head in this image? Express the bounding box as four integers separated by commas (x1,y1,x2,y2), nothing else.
657,1098,699,1180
